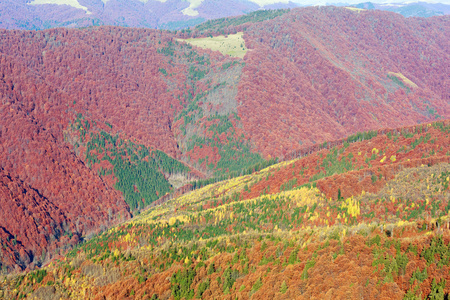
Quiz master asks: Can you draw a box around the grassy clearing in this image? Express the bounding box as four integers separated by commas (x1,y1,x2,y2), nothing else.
388,72,418,88
179,32,248,59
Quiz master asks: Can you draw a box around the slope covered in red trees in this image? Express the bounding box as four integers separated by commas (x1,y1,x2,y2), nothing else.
0,25,240,271
0,98,131,272
0,7,449,273
0,168,70,272
237,7,450,157
239,121,450,205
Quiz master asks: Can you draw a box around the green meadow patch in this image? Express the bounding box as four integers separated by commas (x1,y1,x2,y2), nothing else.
179,32,248,58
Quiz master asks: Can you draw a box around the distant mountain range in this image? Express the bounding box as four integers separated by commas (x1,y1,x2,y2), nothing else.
0,0,298,30
0,0,448,30
357,1,450,17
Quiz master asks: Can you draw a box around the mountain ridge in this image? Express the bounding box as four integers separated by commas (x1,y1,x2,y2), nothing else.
0,6,449,273
1,0,449,31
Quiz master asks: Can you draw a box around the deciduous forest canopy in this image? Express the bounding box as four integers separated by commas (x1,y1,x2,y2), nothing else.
0,5,449,299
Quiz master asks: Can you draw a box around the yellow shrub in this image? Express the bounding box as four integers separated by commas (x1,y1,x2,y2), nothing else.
340,197,360,218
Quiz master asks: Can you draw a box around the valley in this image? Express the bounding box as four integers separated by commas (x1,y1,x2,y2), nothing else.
0,5,449,299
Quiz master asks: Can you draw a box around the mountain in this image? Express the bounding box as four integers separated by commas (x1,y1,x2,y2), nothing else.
355,2,450,18
0,6,449,274
2,0,448,32
2,119,450,298
0,0,299,30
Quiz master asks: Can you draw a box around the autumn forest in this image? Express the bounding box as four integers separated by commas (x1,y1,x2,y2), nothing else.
0,5,449,300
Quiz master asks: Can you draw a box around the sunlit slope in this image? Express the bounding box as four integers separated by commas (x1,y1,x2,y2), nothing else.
3,121,450,299
179,32,248,58
133,120,450,233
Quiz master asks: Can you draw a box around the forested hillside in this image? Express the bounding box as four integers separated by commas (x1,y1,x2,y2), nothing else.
0,6,449,273
236,7,450,157
0,0,296,31
176,6,450,157
2,120,450,299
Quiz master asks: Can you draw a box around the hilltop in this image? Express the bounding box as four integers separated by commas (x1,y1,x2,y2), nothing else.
0,6,449,273
0,0,297,30
1,1,449,31
1,120,450,299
